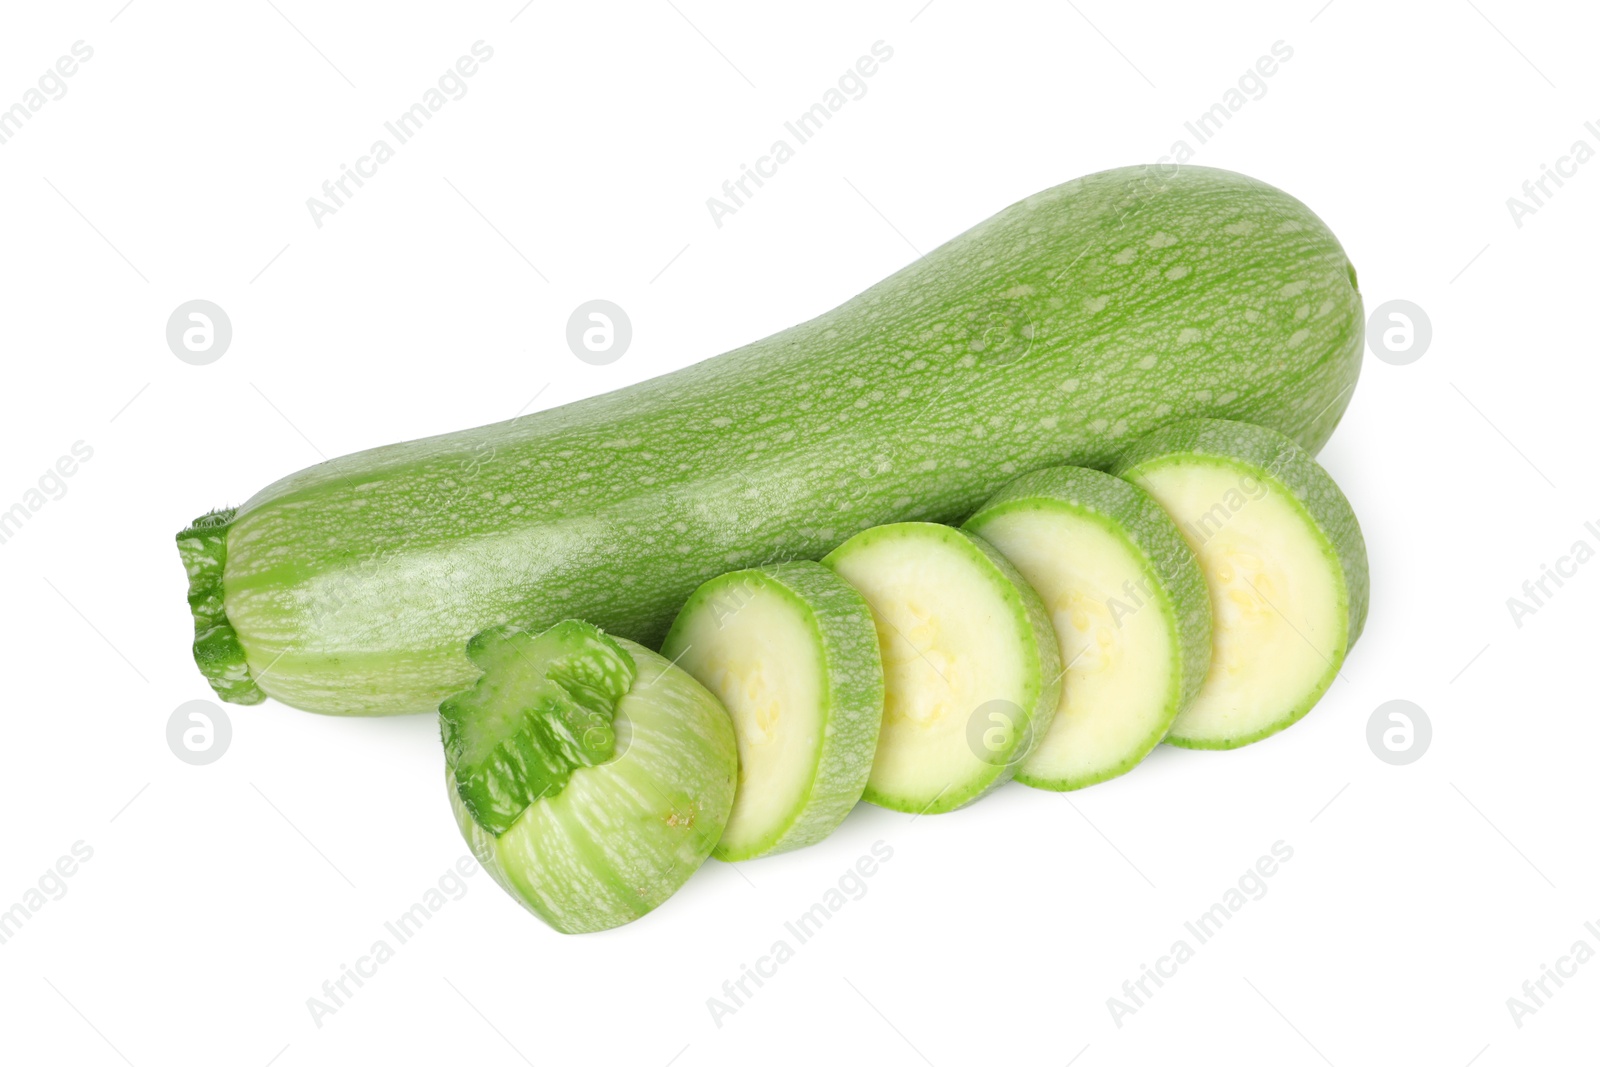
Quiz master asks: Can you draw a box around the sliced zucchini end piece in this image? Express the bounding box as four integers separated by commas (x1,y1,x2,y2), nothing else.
450,635,736,934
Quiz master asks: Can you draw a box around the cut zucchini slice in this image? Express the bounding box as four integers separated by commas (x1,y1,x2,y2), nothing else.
966,465,1211,790
1112,418,1369,749
442,621,736,934
822,522,1061,814
661,561,883,861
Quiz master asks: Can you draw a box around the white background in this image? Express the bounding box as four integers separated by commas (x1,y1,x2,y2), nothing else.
1,1,1595,1063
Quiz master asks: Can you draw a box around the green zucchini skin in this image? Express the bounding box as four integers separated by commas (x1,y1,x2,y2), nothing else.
180,164,1364,715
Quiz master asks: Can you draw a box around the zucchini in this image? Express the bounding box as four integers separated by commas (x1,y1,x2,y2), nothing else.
443,621,737,934
1111,418,1369,748
177,164,1363,715
821,522,1060,814
965,465,1211,789
661,561,883,860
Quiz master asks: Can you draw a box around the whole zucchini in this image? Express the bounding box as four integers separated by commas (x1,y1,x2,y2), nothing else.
178,164,1363,715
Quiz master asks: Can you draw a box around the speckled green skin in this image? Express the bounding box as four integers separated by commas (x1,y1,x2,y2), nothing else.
965,465,1211,788
1112,418,1369,749
179,164,1363,714
449,638,736,935
661,561,884,860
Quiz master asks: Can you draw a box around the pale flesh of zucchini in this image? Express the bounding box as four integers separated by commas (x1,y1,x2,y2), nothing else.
1132,462,1344,745
661,562,883,861
823,523,1060,814
973,510,1181,788
1113,418,1367,749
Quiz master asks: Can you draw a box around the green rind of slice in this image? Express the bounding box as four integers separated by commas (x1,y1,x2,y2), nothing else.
822,522,1062,815
966,464,1212,790
662,561,885,861
448,636,736,934
1112,417,1369,749
441,621,636,836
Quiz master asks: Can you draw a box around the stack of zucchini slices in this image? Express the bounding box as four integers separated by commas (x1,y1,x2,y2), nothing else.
443,418,1368,932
